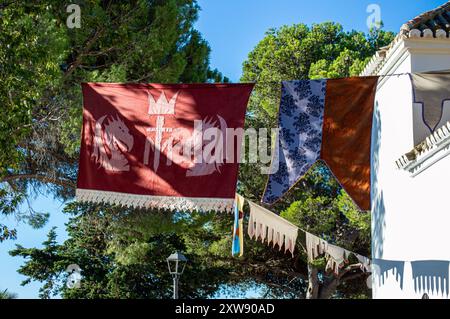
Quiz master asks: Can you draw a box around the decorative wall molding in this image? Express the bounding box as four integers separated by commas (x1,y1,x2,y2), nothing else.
396,121,450,177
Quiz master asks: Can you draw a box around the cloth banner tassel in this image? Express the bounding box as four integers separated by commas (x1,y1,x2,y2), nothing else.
325,244,351,276
247,201,298,256
305,231,327,261
242,194,371,267
76,83,254,213
305,231,354,276
355,253,372,273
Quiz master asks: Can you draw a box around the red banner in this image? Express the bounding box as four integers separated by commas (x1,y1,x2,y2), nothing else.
76,83,254,212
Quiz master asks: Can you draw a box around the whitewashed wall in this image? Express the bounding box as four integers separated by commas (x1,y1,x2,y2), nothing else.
371,38,450,299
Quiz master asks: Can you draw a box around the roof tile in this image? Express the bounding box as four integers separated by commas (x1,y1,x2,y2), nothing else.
402,1,450,36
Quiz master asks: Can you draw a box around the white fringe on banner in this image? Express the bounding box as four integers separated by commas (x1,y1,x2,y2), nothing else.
76,189,234,213
247,200,298,256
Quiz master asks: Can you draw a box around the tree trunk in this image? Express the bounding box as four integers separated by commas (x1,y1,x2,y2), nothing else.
318,276,340,299
306,264,319,299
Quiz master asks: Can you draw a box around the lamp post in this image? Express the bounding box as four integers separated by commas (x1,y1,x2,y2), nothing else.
166,251,188,299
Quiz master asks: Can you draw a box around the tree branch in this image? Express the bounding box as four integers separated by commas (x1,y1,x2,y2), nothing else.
337,263,364,279
0,174,76,190
64,28,105,79
341,272,367,283
212,255,307,280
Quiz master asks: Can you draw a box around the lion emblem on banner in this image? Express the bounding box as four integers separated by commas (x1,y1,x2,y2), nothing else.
92,115,134,172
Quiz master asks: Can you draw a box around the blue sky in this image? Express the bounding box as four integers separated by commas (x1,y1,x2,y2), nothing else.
0,195,68,298
0,0,445,299
196,0,445,81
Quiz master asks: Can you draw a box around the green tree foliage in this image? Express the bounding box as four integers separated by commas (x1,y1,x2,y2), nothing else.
10,203,229,299
235,23,394,298
239,22,394,209
0,0,226,236
0,289,17,299
241,23,394,120
2,0,233,300
5,6,394,299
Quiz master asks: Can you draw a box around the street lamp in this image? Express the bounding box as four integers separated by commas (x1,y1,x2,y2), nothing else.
167,251,188,299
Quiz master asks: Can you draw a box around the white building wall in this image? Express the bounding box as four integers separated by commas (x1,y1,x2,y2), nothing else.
371,39,450,299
